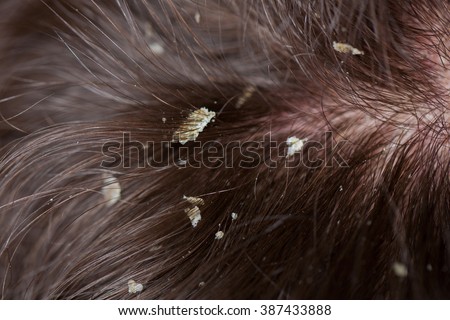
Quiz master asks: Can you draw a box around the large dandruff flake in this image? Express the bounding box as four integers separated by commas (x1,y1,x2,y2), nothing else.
172,108,215,144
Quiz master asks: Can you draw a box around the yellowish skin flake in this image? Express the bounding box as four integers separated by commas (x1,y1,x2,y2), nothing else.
183,195,205,206
215,231,224,240
392,262,408,278
333,41,364,55
185,206,202,228
172,108,216,144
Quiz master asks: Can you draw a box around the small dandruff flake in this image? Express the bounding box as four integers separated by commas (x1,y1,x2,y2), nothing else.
236,85,256,109
183,195,205,206
149,42,164,55
231,212,238,220
185,206,202,228
215,230,224,240
149,245,163,252
162,117,167,123
333,41,364,55
392,262,408,278
128,280,143,294
102,175,121,207
194,11,201,24
286,136,306,157
172,108,216,145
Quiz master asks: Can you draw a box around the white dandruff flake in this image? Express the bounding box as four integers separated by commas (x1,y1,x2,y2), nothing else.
149,245,163,252
215,231,224,240
231,212,238,220
333,41,364,55
392,262,408,278
185,206,202,228
236,85,256,109
286,136,306,157
102,175,121,207
162,117,166,123
183,195,205,206
128,280,143,293
172,108,216,145
149,42,164,55
194,11,201,24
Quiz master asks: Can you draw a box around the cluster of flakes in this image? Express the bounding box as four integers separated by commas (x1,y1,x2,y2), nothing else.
172,108,216,145
213,212,239,240
172,107,239,239
183,194,239,240
172,108,214,225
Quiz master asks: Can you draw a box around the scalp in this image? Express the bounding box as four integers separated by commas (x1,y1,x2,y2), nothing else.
0,0,448,299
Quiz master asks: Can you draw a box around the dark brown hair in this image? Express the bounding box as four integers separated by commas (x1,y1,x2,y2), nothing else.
0,0,449,299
